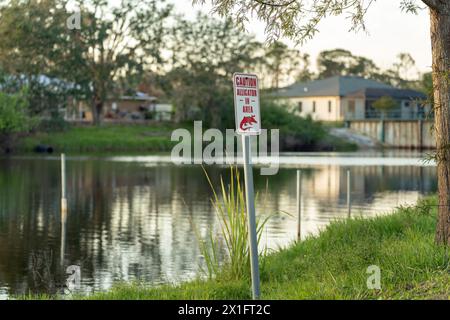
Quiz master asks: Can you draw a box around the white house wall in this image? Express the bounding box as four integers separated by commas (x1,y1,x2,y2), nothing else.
277,96,342,121
277,95,428,121
340,97,365,120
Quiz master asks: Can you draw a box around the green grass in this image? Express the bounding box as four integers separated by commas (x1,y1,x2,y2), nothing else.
14,117,358,154
18,123,178,153
60,197,446,300
258,198,449,299
196,166,272,281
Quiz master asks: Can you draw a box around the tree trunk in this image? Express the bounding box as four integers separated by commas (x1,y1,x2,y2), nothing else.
429,5,450,245
92,96,103,126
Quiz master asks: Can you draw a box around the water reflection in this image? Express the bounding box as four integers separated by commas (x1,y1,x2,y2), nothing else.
0,155,437,297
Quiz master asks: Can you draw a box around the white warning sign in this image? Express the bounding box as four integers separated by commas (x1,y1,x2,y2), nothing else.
233,73,261,135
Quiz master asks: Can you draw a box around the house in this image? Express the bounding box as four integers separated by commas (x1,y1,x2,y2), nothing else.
66,92,173,122
274,76,428,121
147,103,173,121
104,92,157,120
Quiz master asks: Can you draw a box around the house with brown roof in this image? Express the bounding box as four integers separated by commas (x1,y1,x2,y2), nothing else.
66,92,173,122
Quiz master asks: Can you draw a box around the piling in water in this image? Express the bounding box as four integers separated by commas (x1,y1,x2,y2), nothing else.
61,154,67,214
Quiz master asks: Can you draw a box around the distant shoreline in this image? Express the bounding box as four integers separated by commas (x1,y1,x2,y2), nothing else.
11,123,358,155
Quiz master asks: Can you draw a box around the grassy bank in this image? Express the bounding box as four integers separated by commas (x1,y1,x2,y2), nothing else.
65,197,448,300
16,122,356,154
18,123,178,153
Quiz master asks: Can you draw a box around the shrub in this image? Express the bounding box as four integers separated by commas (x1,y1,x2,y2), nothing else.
372,96,399,117
0,91,35,151
261,101,327,150
37,112,71,132
194,166,270,281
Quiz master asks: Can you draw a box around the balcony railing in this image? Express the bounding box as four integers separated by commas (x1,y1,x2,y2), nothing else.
344,111,433,121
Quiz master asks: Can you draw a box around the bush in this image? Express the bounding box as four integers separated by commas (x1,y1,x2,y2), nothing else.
0,91,34,152
261,101,327,150
195,166,270,281
37,112,71,132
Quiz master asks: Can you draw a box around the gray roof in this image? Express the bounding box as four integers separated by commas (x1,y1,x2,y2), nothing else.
120,92,157,101
275,76,394,98
345,87,426,100
0,74,77,90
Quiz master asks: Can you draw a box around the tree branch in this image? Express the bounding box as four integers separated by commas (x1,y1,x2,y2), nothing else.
421,0,440,11
252,0,297,7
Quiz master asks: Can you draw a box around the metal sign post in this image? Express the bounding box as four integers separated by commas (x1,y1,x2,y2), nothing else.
242,134,260,299
233,73,261,299
297,169,302,241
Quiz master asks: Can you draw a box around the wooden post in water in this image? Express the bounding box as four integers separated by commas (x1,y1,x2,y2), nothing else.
60,153,67,266
347,169,351,218
60,209,67,266
61,154,67,214
296,170,302,241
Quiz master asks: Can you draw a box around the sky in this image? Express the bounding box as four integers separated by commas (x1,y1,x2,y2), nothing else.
173,0,432,77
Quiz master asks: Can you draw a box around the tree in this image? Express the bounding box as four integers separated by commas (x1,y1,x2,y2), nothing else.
372,96,399,118
316,49,379,79
0,90,34,152
263,41,301,89
198,0,450,245
0,0,71,115
393,53,417,82
64,0,172,124
0,0,172,124
295,53,314,82
164,14,261,128
317,49,355,78
378,53,418,88
426,0,450,245
350,56,379,78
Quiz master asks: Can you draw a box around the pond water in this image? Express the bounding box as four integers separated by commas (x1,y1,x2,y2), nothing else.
0,151,436,298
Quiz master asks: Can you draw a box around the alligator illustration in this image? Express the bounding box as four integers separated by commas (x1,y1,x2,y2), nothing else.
239,115,257,131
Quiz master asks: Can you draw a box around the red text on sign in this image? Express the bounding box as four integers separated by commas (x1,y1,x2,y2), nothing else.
236,89,257,96
235,76,257,88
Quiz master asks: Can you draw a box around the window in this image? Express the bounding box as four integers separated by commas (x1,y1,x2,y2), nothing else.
348,100,355,113
298,101,303,113
312,101,316,113
328,101,332,113
404,101,410,107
